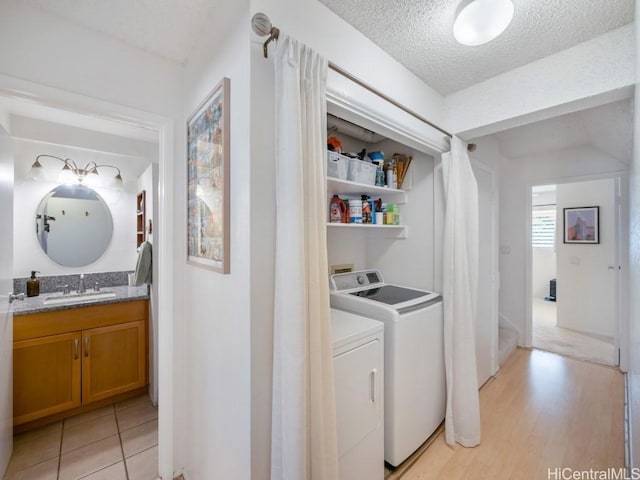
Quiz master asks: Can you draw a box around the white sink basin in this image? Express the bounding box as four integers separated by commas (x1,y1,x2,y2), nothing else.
43,291,117,305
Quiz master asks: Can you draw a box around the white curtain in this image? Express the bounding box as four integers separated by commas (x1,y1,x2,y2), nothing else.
441,136,481,447
271,35,339,480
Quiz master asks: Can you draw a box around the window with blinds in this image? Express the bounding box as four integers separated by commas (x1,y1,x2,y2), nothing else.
532,208,556,248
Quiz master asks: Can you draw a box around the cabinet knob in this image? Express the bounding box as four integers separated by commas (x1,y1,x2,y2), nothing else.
84,337,89,357
73,339,79,360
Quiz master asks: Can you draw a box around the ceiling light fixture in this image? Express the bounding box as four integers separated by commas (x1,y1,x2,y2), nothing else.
454,0,514,46
30,154,123,189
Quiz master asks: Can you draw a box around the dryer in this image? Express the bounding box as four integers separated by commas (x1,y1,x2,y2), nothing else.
330,270,444,467
332,308,384,480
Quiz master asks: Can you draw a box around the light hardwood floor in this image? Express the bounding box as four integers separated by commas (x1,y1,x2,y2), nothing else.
402,348,624,480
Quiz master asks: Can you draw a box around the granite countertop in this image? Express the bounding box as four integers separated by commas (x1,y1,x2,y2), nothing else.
12,285,150,316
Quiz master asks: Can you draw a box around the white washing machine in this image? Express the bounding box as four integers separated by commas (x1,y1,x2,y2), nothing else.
332,308,384,480
330,270,445,467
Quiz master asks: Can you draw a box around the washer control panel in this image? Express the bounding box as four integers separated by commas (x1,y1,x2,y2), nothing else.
331,270,383,291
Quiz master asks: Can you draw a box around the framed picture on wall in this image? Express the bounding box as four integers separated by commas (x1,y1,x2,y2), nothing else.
186,77,230,273
563,206,599,244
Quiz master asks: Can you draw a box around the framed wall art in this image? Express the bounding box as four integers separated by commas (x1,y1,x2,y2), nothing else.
187,77,230,273
563,206,599,244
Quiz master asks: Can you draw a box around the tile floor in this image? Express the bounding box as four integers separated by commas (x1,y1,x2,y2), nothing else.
3,394,158,480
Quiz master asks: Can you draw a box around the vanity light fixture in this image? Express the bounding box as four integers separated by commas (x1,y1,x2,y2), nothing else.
453,0,514,46
30,155,123,189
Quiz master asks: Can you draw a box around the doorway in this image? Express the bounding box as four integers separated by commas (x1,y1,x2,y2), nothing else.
530,179,618,366
471,160,499,385
0,78,174,479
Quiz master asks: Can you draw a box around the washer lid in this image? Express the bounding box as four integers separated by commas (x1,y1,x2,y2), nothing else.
349,284,432,305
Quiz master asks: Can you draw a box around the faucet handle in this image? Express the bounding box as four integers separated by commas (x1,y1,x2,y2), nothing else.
57,284,70,295
9,292,25,303
94,281,100,292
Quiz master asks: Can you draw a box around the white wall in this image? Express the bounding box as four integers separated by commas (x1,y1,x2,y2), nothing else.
532,189,557,300
532,248,556,300
181,1,252,478
0,1,182,117
445,25,635,139
365,142,436,291
488,144,627,343
556,179,616,337
628,1,640,467
13,179,136,276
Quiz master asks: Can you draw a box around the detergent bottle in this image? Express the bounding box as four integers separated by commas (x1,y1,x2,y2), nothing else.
329,195,347,223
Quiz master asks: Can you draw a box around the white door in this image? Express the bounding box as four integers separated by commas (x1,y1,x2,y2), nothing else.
472,161,499,386
0,124,14,474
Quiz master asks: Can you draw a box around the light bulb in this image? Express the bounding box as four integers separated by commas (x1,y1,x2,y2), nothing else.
58,166,76,185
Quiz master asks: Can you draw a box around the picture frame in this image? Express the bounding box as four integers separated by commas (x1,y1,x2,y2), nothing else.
186,77,230,273
563,206,599,244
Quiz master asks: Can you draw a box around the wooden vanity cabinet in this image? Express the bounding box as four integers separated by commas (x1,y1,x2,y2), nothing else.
13,300,148,427
82,320,146,404
13,332,82,425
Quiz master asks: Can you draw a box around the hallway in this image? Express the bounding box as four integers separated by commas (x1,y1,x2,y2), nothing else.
532,298,617,366
402,348,624,480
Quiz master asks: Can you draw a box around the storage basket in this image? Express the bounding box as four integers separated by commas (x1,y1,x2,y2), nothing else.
347,157,377,185
327,151,348,180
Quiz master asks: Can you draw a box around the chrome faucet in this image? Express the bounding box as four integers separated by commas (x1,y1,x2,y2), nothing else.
77,274,86,294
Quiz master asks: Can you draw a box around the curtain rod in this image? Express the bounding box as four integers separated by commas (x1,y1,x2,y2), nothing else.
252,13,476,152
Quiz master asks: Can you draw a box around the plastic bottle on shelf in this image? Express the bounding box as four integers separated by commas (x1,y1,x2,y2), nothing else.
386,160,397,189
385,204,395,225
349,198,362,224
329,195,347,223
361,195,372,224
375,160,385,186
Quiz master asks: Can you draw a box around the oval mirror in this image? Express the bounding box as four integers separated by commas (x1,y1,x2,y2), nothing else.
35,184,113,267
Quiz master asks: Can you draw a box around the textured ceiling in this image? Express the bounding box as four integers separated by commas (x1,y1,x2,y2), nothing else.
11,1,635,142
21,0,215,64
318,0,634,95
492,99,634,162
18,0,635,93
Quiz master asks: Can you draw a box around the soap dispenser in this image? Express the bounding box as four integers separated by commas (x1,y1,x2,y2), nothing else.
26,271,40,297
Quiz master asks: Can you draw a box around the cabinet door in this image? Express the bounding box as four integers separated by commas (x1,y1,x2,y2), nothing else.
334,339,383,460
82,320,146,404
13,332,81,425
